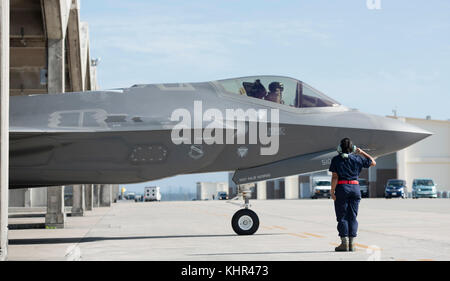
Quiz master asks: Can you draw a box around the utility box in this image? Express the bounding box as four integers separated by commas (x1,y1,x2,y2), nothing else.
144,186,161,202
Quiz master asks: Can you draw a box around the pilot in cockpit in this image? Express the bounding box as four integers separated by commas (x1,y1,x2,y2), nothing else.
264,82,285,104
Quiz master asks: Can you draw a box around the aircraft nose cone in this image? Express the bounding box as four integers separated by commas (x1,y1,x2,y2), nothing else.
371,116,433,156
389,117,432,135
397,126,432,149
386,116,432,139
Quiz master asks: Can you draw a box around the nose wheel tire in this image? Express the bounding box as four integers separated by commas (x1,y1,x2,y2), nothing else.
232,209,259,235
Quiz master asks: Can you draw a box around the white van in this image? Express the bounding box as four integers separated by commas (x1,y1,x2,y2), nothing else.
310,176,332,199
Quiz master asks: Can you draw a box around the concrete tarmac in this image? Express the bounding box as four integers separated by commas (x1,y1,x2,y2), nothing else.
6,198,450,261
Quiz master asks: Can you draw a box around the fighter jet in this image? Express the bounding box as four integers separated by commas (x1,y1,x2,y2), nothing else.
9,75,431,235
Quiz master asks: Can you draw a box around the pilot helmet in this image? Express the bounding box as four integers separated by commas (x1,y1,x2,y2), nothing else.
269,82,284,93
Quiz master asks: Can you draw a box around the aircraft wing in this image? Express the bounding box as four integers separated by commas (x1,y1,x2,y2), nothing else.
232,149,337,185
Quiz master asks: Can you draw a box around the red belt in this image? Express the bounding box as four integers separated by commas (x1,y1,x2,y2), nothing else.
338,180,359,185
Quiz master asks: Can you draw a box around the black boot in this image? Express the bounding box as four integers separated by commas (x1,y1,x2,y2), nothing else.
349,237,356,251
335,237,349,252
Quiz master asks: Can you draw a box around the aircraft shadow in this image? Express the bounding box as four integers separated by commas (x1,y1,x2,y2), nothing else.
8,233,282,245
189,250,334,256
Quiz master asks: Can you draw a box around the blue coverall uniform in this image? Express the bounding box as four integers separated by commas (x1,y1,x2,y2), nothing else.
329,154,372,238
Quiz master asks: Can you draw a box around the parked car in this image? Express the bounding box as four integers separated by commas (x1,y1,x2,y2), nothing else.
359,178,369,198
217,191,228,200
412,178,437,199
385,179,407,199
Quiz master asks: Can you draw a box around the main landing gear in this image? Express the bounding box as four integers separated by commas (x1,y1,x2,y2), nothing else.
231,184,259,235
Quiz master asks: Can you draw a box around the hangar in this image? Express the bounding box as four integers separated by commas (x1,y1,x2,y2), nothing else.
369,116,449,197
1,0,118,260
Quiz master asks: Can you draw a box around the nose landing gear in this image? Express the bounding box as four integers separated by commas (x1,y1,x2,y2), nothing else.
231,184,259,235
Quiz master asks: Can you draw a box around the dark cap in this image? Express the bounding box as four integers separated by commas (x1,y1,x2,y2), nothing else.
269,82,284,92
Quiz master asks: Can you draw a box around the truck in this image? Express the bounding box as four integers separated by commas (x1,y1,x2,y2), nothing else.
144,186,162,202
310,176,332,199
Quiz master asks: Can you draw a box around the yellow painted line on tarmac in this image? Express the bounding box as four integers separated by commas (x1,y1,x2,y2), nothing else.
288,233,309,239
212,213,229,218
354,243,383,251
302,232,325,238
272,225,287,230
211,213,226,218
261,225,274,230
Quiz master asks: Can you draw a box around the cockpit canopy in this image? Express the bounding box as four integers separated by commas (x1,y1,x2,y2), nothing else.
215,76,339,108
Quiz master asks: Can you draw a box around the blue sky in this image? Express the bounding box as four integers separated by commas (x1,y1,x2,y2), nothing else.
80,0,450,194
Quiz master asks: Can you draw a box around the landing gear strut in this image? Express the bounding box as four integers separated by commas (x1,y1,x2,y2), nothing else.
231,184,259,235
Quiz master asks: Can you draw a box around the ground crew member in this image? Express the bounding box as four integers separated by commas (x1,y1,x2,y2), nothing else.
329,138,376,251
